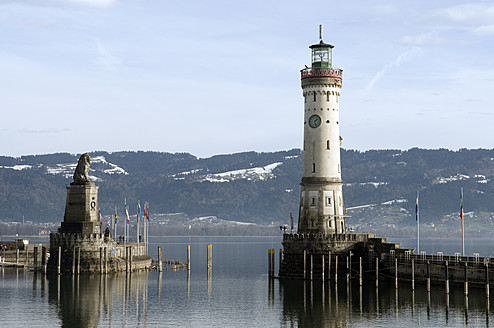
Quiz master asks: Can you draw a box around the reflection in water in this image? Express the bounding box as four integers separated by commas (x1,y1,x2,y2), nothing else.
277,279,492,327
47,272,150,328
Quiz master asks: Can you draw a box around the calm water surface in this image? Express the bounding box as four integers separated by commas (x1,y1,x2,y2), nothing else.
1,236,493,327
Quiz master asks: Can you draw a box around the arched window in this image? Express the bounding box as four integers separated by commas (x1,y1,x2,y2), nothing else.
312,163,316,173
326,92,330,102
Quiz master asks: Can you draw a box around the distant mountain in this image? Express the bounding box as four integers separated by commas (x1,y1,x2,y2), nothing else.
2,148,494,235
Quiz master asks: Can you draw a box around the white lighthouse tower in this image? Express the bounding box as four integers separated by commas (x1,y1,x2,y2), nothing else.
298,27,346,235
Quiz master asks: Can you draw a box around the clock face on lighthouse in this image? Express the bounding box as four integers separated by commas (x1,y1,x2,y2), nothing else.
309,115,321,128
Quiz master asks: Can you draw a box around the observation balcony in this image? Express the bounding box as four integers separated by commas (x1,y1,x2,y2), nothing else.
301,67,343,79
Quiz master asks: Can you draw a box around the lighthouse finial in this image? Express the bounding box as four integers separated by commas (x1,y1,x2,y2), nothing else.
319,24,323,41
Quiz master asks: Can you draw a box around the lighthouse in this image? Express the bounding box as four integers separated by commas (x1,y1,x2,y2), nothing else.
298,27,346,235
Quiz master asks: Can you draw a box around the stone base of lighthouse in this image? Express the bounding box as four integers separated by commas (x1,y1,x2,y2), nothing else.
278,233,412,279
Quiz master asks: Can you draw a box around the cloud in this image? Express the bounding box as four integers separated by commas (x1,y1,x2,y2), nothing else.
0,0,116,8
96,42,121,71
18,128,71,134
398,31,445,45
363,47,424,95
473,25,494,36
432,3,494,24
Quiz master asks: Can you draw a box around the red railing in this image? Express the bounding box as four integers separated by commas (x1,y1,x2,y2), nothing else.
301,68,343,79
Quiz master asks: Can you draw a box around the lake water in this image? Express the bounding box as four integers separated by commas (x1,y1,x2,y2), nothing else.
1,236,493,327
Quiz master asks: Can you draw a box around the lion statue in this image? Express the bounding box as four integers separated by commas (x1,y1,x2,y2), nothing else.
73,153,91,183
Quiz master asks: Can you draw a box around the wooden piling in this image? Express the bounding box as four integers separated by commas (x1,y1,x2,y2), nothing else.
427,260,430,292
33,246,38,272
359,257,362,286
268,249,272,278
158,247,163,272
328,251,331,280
16,248,19,264
271,249,275,277
42,247,47,273
395,257,398,289
104,247,108,274
99,247,103,273
464,261,468,296
279,248,282,274
486,263,490,298
310,254,313,281
322,254,325,281
72,247,76,274
57,246,61,275
375,257,379,287
77,247,80,275
335,256,338,281
187,245,191,271
303,250,306,279
445,260,449,294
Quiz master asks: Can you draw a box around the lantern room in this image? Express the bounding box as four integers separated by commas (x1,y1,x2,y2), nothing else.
310,40,334,69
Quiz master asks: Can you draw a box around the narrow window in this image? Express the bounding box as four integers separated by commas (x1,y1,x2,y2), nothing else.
313,92,316,102
326,197,331,206
326,92,330,102
341,222,344,232
311,197,316,206
327,140,330,150
328,220,332,227
304,94,307,103
311,220,314,227
312,163,316,173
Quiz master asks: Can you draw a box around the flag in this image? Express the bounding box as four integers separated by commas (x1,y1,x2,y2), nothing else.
114,206,118,224
137,202,142,223
99,210,103,224
125,200,130,224
415,191,419,221
460,187,464,222
144,204,149,222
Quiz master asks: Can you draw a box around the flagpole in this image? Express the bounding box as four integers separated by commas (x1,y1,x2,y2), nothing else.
137,201,140,251
461,187,465,256
416,191,419,254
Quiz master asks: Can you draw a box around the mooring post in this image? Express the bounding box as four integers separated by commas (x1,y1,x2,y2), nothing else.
328,251,331,280
359,257,362,286
411,258,415,290
187,245,191,271
335,255,338,281
426,260,431,292
158,247,163,272
77,247,80,275
57,246,61,275
375,257,379,287
16,248,19,264
322,254,325,281
104,247,108,274
99,247,103,273
445,260,449,294
271,249,275,277
33,246,38,273
42,246,47,273
72,247,76,274
310,254,313,281
395,257,398,289
486,263,490,299
303,250,306,279
279,249,282,274
464,261,468,296
268,249,272,278
347,255,350,282
126,247,129,273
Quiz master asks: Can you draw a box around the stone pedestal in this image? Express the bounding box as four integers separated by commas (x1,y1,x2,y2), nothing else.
61,182,101,234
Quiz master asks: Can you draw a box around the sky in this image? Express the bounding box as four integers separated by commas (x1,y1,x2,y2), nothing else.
1,0,494,158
